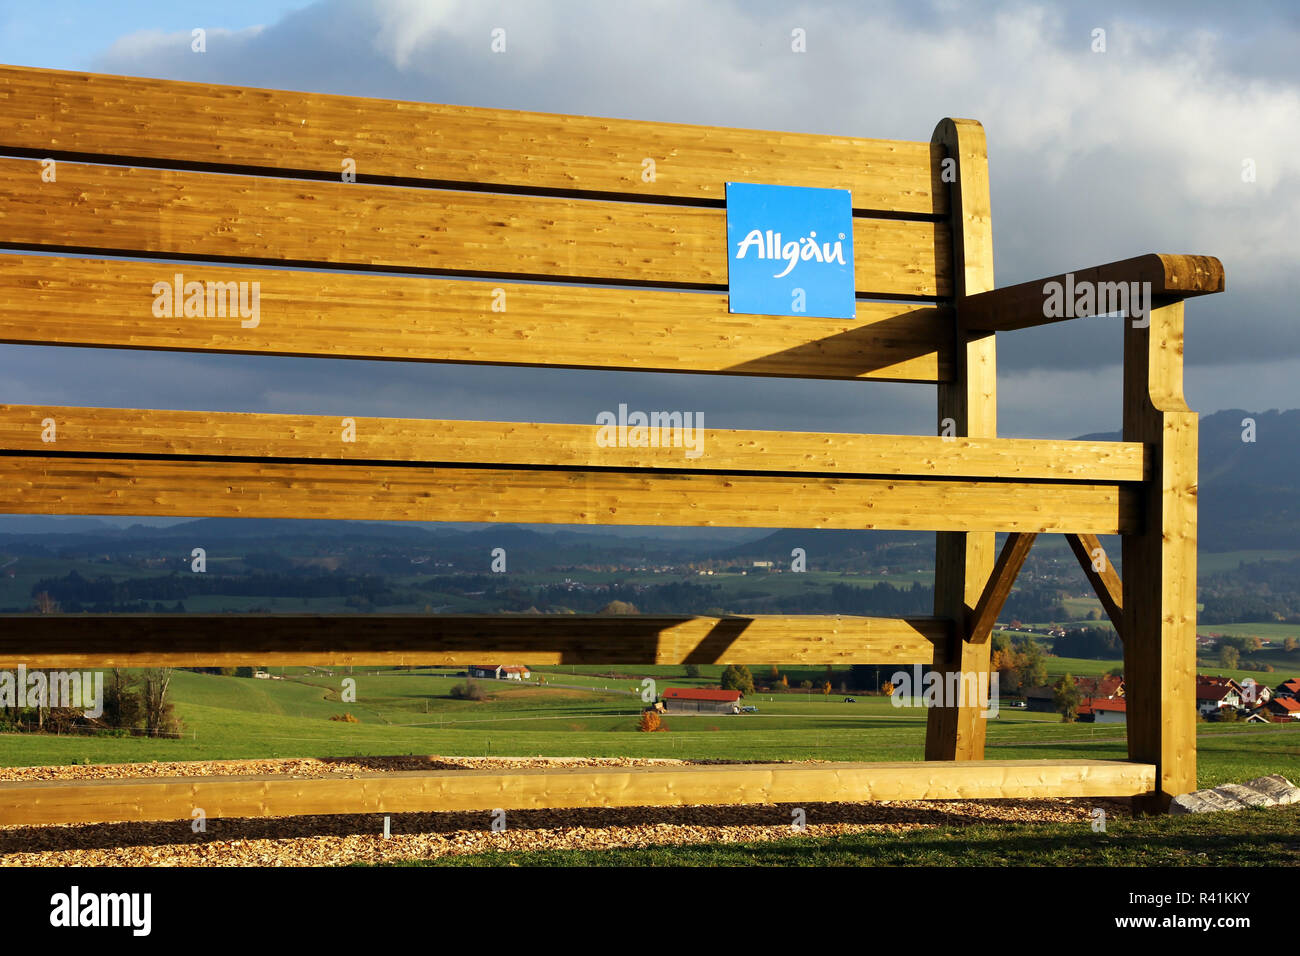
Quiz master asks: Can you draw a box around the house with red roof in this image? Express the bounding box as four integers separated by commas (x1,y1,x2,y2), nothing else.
661,687,742,714
1236,677,1271,708
1274,677,1300,700
1077,697,1127,724
1196,678,1242,717
1265,696,1300,722
1074,675,1125,699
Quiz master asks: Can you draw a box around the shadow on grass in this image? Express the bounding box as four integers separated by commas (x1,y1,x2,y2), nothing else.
400,806,1300,868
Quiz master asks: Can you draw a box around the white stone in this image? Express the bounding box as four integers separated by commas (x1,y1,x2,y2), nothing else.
1215,782,1274,808
1170,788,1246,814
1170,774,1300,814
1243,774,1300,805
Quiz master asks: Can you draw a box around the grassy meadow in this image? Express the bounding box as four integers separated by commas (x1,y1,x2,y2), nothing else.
0,663,1294,791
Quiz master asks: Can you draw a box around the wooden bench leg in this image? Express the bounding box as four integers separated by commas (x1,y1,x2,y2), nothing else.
925,118,997,762
926,531,995,760
1123,301,1198,811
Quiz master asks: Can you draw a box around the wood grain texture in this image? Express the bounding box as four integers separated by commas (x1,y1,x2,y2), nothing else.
927,118,998,762
0,64,948,215
0,456,1139,533
1122,301,1198,809
961,254,1225,332
1066,532,1124,639
0,614,946,668
0,255,953,383
967,532,1037,644
0,404,1148,482
0,158,951,297
0,760,1158,825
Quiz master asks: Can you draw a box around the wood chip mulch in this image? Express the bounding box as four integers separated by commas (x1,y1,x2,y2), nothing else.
0,756,1131,866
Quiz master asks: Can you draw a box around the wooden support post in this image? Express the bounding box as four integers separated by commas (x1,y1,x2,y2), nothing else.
926,118,997,761
968,532,1038,644
1122,301,1198,810
1066,533,1125,639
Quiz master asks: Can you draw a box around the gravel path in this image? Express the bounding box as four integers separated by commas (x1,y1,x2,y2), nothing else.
0,756,1131,866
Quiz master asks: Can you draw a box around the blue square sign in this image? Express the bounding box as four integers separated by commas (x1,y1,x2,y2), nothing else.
725,182,856,319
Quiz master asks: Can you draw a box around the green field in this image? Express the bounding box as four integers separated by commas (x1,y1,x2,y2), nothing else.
1197,550,1300,573
1041,654,1299,687
1199,621,1300,641
0,666,1295,791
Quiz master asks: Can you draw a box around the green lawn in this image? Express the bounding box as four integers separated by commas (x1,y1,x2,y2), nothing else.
0,668,1295,791
1200,621,1300,641
381,803,1300,867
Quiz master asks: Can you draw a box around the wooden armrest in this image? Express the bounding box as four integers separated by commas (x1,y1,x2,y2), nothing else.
960,254,1224,332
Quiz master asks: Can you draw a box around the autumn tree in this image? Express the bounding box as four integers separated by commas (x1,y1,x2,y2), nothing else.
720,664,754,696
1053,674,1081,723
1015,639,1048,690
601,600,639,614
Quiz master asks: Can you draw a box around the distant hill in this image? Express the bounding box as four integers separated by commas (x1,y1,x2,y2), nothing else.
0,516,745,571
0,514,767,546
0,517,118,535
719,529,932,565
1079,408,1300,551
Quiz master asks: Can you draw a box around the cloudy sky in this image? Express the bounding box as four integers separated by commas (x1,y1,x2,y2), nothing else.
0,0,1295,449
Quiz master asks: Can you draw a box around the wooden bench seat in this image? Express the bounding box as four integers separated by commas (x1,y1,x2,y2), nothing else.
0,760,1157,827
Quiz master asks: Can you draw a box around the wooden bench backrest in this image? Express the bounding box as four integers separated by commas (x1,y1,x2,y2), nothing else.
0,64,955,383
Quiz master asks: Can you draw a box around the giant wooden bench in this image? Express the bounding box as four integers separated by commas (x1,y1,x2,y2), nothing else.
0,65,1222,824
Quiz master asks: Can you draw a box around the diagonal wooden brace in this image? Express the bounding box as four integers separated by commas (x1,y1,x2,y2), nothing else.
966,532,1038,644
1066,532,1125,641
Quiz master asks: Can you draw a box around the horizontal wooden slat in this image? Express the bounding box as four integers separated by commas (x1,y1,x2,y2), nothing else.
0,255,951,382
0,158,951,298
0,614,945,668
0,64,947,216
0,760,1157,826
0,404,1149,482
0,456,1139,532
